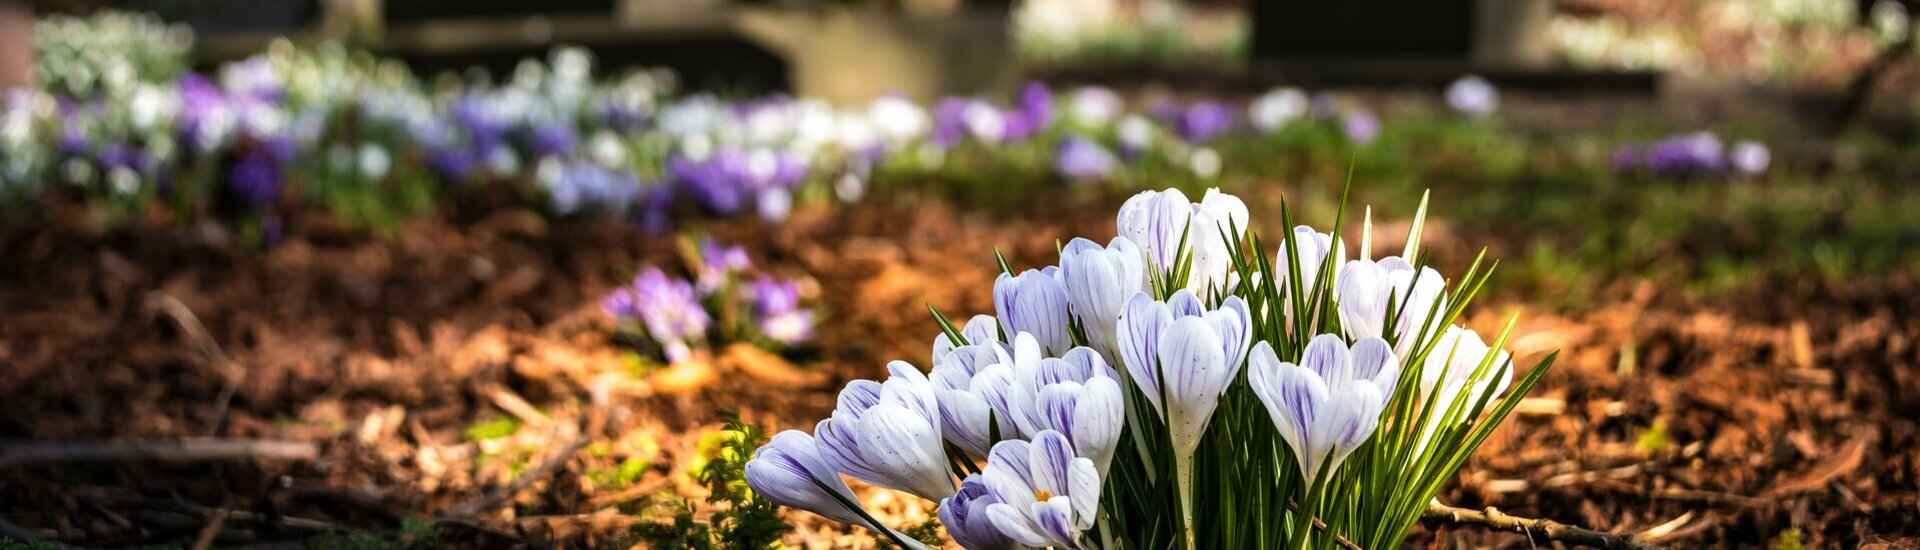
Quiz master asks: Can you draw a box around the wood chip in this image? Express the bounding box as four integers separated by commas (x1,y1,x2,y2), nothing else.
1769,433,1871,497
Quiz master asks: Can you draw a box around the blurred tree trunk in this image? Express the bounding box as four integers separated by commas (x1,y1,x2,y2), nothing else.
0,0,32,90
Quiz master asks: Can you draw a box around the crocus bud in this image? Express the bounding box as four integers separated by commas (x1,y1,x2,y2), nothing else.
995,269,1073,356
1034,377,1124,477
1336,256,1448,357
815,361,955,500
1246,335,1398,484
1059,236,1147,363
1274,225,1345,329
934,314,1005,364
1116,188,1249,294
1116,290,1251,456
744,430,866,525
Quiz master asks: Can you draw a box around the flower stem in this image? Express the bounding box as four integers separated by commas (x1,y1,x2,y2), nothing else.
1176,450,1196,550
1289,483,1320,550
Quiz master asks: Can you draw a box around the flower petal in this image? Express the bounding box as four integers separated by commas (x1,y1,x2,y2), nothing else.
986,502,1052,547
1300,334,1353,388
1032,497,1084,549
1349,336,1399,398
1116,292,1171,412
1156,316,1228,454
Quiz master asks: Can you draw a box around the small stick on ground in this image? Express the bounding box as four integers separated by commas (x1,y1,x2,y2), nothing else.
0,439,318,468
146,293,245,435
1424,501,1665,550
188,506,230,550
1284,501,1362,550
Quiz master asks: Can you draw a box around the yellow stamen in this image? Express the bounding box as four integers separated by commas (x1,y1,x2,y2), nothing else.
1035,490,1053,501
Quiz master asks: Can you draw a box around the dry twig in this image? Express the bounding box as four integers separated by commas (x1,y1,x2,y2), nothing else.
0,439,317,468
1283,501,1362,550
146,293,245,435
188,506,230,550
1424,501,1665,550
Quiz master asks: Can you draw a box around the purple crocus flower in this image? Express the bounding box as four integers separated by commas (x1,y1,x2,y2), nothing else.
1342,109,1381,145
427,146,476,181
738,148,808,191
528,123,578,158
543,160,640,216
1643,132,1724,176
669,153,746,215
1176,102,1234,144
229,144,286,209
176,75,235,152
603,267,711,364
97,141,147,174
57,128,90,156
637,185,676,235
1054,136,1117,183
1004,81,1054,142
697,239,752,293
932,97,970,148
597,100,650,131
751,276,815,346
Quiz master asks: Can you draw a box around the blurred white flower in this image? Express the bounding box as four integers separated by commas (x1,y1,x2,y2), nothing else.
1248,87,1308,132
1445,75,1499,117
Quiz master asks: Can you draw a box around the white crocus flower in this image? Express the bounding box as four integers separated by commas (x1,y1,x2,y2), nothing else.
1445,75,1499,117
941,474,1019,550
1247,335,1398,485
1032,377,1124,478
1335,256,1448,357
932,341,1015,458
1059,236,1148,364
1069,87,1123,128
995,268,1073,356
745,431,937,549
1275,225,1345,329
868,94,929,145
980,431,1101,550
933,313,1006,363
936,331,1122,463
1248,87,1308,133
744,430,867,525
1114,289,1251,548
1414,326,1515,451
1116,188,1249,294
815,361,955,500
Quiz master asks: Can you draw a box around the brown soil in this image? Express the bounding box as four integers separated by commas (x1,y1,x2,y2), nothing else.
2,187,1916,548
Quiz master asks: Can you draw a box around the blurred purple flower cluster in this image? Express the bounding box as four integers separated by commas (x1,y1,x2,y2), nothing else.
1613,132,1770,178
668,147,809,223
601,238,817,363
602,267,710,364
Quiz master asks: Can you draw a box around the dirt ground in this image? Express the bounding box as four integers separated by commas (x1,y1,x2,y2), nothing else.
2,184,1917,548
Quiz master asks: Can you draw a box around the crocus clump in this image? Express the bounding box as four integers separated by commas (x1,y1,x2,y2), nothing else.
1614,132,1770,179
602,238,818,363
746,187,1550,549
